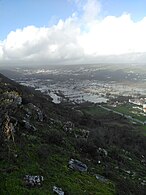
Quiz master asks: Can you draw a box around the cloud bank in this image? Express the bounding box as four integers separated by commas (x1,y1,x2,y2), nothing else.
0,0,146,66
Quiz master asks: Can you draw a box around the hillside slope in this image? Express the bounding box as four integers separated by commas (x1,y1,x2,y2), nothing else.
0,73,146,195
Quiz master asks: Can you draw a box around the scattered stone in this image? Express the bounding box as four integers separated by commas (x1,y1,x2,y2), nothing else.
24,175,44,187
22,120,37,131
141,180,146,186
14,153,18,158
124,170,131,174
49,118,55,125
69,159,88,172
95,174,108,183
74,129,90,139
53,186,64,195
141,159,146,164
98,148,108,156
141,156,146,165
82,129,90,138
63,121,74,133
25,103,43,122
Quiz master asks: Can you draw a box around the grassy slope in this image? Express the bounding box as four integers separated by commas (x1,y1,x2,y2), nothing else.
1,73,146,194
0,125,115,195
0,74,115,195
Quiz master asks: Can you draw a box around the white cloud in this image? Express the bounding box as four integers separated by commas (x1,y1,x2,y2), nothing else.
82,0,101,22
0,42,3,59
1,15,84,64
0,0,146,65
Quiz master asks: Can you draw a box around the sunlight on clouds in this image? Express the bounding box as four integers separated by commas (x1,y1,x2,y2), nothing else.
0,0,146,65
79,14,140,55
82,0,101,22
0,42,3,58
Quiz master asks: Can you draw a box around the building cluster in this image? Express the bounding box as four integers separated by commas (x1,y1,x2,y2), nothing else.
129,98,146,113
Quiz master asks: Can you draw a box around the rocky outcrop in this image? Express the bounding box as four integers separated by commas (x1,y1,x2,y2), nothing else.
1,113,16,142
98,147,108,156
95,174,108,183
74,129,90,139
53,186,64,195
0,91,22,108
24,175,44,187
22,120,37,132
24,103,43,122
69,159,88,172
63,121,74,133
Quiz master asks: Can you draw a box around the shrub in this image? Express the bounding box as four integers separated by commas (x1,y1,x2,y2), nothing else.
44,129,64,145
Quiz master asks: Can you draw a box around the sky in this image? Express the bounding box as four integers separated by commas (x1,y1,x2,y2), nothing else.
0,0,146,66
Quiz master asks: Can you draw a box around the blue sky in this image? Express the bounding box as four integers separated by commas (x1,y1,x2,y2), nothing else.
102,0,146,21
1,0,146,40
0,0,75,39
0,0,146,65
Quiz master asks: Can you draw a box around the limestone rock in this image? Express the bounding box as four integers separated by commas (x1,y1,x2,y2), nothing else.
53,186,64,195
1,113,15,141
63,121,74,133
69,159,88,172
24,175,44,187
22,120,37,131
25,103,43,122
95,174,108,183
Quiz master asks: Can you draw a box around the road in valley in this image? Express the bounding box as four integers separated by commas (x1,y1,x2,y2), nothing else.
99,105,145,125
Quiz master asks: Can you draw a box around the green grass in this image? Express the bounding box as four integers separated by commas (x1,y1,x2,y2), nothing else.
0,131,116,195
81,106,110,117
139,125,146,136
0,153,115,195
106,103,146,122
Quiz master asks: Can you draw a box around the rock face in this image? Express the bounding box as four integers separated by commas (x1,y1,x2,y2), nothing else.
1,113,15,142
24,175,44,187
69,159,88,172
53,186,64,195
1,91,22,108
24,103,43,122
